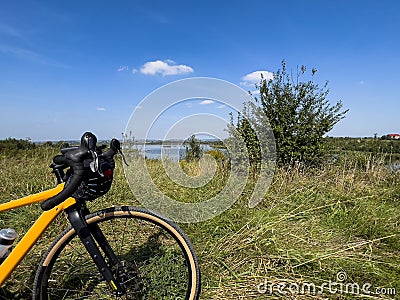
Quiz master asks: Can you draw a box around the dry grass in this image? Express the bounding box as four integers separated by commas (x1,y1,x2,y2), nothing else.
0,148,399,299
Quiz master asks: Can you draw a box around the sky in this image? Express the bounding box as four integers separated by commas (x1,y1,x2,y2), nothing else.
1,0,399,141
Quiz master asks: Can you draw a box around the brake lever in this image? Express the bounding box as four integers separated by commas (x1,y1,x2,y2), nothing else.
119,149,129,166
89,150,100,173
110,138,129,166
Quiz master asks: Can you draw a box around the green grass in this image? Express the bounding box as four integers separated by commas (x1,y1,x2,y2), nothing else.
0,148,399,299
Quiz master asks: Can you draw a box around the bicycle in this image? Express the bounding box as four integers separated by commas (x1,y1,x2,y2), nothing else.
0,132,201,299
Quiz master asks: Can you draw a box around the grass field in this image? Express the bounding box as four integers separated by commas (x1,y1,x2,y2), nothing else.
0,147,399,299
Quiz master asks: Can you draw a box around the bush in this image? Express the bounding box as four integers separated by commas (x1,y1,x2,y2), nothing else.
232,60,348,167
204,149,225,161
183,135,202,161
0,138,36,151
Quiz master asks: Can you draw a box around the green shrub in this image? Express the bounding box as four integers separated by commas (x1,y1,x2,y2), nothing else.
204,149,225,161
231,60,348,167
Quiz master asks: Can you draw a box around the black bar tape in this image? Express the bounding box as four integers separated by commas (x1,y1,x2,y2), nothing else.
41,161,85,211
102,148,117,160
53,155,68,165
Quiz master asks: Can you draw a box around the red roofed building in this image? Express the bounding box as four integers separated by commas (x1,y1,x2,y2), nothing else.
385,134,400,140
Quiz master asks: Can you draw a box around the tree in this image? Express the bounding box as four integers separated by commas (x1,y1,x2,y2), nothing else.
183,135,202,161
234,60,348,166
229,108,261,169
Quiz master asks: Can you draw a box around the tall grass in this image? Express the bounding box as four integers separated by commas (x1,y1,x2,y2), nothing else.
0,148,399,299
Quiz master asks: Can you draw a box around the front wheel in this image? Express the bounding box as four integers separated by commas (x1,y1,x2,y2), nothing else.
33,206,201,300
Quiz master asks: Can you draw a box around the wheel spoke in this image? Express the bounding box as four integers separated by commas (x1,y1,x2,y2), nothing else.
34,207,200,300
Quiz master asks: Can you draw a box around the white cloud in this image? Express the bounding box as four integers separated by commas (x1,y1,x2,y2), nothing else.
199,99,214,105
241,70,274,86
117,66,128,72
140,59,194,76
217,104,226,109
132,68,138,74
96,107,106,111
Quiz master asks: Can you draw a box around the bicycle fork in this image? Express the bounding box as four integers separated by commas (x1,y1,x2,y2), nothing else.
66,204,126,296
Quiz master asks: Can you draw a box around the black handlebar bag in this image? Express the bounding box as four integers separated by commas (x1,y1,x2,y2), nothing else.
69,157,114,201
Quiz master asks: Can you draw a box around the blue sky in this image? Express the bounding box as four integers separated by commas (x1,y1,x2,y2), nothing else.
1,0,399,141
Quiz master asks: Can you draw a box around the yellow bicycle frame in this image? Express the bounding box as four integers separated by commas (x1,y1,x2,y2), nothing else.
0,184,76,286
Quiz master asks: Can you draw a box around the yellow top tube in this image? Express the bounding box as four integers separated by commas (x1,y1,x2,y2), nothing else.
0,184,77,286
0,183,65,213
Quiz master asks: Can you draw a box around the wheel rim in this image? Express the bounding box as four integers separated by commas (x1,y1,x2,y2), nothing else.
41,210,197,300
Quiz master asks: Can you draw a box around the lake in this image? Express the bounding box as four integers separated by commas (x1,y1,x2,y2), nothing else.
134,144,216,160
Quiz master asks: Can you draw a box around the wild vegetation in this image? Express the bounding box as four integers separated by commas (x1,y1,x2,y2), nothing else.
231,61,348,167
326,137,400,161
0,142,399,299
183,134,203,161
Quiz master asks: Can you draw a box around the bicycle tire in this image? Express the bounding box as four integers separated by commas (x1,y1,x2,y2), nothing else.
33,206,201,300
